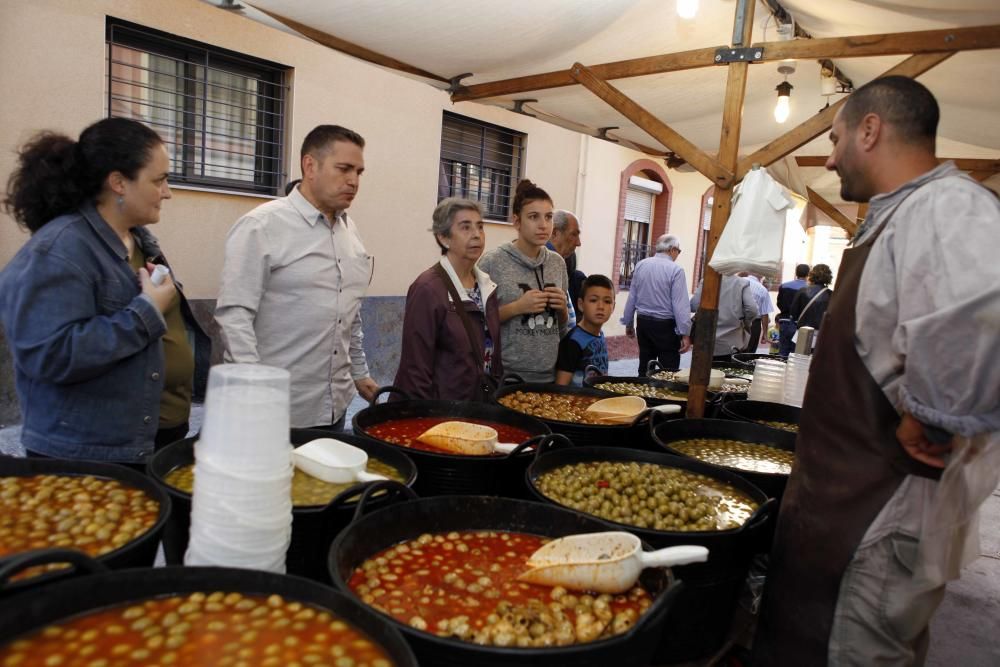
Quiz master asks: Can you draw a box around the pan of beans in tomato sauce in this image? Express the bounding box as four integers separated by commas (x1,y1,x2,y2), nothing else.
147,430,417,583
352,386,551,498
0,561,417,667
0,457,170,596
526,445,775,662
328,490,681,667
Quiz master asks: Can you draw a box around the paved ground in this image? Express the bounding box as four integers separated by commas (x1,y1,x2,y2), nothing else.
2,354,997,663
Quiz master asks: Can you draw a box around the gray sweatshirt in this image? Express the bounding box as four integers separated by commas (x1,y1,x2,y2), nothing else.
479,242,569,383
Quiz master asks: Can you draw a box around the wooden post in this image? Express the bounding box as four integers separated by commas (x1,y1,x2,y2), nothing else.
687,0,756,418
806,188,859,237
857,203,869,223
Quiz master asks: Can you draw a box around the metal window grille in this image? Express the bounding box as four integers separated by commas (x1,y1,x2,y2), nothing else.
106,19,288,195
619,189,654,289
438,112,525,220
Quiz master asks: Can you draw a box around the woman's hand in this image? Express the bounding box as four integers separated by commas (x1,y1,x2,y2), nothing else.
139,265,176,314
544,286,568,322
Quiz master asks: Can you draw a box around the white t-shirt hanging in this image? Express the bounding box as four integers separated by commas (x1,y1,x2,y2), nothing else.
709,168,793,276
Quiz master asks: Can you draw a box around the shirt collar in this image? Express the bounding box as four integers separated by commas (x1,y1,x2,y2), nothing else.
287,185,347,228
439,256,497,303
80,201,129,260
868,161,957,215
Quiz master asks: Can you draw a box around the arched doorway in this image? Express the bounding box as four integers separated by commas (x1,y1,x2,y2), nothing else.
612,159,673,291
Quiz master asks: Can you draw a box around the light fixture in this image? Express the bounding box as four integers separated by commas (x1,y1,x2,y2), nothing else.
677,0,698,20
774,81,793,123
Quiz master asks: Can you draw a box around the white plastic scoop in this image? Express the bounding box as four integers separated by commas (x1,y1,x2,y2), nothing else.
292,438,389,483
518,531,709,594
585,396,682,424
415,421,520,456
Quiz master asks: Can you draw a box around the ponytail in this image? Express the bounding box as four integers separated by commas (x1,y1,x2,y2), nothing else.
3,118,163,234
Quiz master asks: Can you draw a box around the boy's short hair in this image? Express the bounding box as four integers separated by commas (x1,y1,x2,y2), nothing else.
580,274,614,299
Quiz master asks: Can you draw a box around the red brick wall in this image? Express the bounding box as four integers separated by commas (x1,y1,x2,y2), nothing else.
611,159,674,291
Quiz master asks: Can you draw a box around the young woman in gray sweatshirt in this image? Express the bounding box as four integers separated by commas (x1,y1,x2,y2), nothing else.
478,180,569,383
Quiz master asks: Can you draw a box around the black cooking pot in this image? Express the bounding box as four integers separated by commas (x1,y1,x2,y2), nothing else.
493,380,672,450
328,481,682,667
147,429,417,583
584,374,694,409
525,446,774,662
352,386,551,498
650,418,796,501
732,352,786,368
0,552,417,667
0,456,171,596
720,399,801,435
642,362,745,408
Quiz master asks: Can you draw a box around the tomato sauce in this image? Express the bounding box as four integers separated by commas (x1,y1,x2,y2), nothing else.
0,592,394,667
347,530,652,647
364,417,532,455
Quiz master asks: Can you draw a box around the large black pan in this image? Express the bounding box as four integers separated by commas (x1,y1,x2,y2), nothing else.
493,380,672,450
0,551,417,666
650,418,796,500
0,456,171,596
352,386,550,498
146,429,417,583
720,399,801,435
328,482,682,667
525,446,774,661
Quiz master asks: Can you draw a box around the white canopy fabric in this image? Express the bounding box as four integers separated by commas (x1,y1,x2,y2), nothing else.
235,0,999,202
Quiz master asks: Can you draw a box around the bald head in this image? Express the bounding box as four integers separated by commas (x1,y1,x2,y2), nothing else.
551,210,581,258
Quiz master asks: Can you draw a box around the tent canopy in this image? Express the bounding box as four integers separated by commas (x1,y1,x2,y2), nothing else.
233,0,1000,201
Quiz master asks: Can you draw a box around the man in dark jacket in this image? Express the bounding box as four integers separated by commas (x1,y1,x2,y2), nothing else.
776,263,809,356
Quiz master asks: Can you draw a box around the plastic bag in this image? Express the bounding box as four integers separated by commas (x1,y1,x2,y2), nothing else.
709,168,792,275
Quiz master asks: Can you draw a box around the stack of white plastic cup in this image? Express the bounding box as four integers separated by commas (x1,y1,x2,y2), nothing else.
781,353,812,408
185,363,293,572
747,359,786,403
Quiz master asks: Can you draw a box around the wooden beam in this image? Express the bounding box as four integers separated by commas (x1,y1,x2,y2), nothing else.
970,171,994,183
255,8,449,84
857,203,869,222
452,47,721,102
797,156,1000,172
570,63,733,187
451,24,999,103
737,52,956,179
688,0,756,419
807,187,858,237
755,24,1000,62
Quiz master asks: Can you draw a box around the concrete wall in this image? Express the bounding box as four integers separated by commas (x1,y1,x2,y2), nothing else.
0,0,714,416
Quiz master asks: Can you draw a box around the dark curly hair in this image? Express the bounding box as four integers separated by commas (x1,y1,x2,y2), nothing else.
511,178,553,220
809,264,833,287
3,117,163,233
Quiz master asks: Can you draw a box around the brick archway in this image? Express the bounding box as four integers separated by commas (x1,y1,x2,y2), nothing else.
612,159,673,291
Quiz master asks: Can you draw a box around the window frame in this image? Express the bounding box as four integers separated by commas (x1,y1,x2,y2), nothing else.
438,111,525,222
105,17,289,196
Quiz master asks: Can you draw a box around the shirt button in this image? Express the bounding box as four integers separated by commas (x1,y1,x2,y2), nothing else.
151,372,161,381
143,416,152,424
334,350,338,355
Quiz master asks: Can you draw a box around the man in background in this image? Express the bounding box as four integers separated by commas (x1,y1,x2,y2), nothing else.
548,209,585,306
216,125,379,430
739,271,774,352
776,263,809,356
621,234,692,373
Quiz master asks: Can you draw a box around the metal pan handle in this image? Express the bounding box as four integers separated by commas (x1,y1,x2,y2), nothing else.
0,548,108,591
740,497,778,534
350,480,418,523
369,385,412,406
531,433,575,460
646,359,667,376
499,373,525,386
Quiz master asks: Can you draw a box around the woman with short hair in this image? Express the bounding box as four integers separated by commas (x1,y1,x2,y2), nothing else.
393,197,502,401
0,117,210,462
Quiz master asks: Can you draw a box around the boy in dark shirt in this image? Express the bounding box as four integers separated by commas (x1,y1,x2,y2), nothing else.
555,275,613,385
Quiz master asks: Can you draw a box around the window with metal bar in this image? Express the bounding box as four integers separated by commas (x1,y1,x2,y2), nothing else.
438,112,525,221
106,18,289,195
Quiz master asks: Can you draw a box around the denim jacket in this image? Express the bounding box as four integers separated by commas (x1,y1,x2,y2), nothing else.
0,203,208,462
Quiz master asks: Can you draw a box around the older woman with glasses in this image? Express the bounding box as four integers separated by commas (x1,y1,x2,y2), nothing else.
392,197,503,401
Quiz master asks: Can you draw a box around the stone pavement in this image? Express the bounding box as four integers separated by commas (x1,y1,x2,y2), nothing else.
1,356,997,663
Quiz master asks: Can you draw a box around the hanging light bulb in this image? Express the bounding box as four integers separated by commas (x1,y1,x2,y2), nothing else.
774,81,793,123
677,0,699,20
